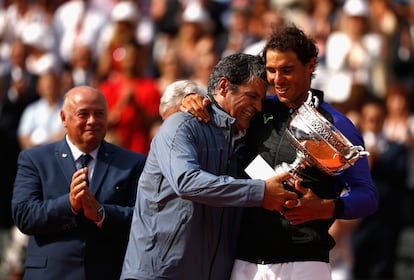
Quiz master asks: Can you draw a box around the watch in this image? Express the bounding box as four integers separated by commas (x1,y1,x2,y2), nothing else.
96,206,104,222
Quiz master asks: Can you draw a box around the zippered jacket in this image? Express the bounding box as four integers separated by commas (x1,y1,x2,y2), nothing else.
121,100,266,280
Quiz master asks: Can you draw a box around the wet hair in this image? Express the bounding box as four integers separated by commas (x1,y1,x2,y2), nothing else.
262,24,319,67
207,53,266,94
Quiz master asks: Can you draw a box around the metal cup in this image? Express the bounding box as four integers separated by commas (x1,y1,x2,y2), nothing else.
275,91,369,181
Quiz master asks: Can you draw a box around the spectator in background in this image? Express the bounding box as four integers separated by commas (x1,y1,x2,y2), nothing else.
352,99,408,279
159,79,207,121
61,43,97,94
221,6,255,58
99,42,161,154
53,0,107,66
329,83,373,128
383,84,414,147
189,35,219,89
245,0,272,43
300,0,338,92
153,44,183,95
24,0,60,24
268,0,308,22
305,0,337,63
324,0,386,103
150,79,208,139
382,84,414,226
96,1,141,82
167,1,212,77
368,0,398,83
0,0,33,70
11,85,146,279
0,0,61,77
17,71,64,149
149,0,180,36
0,38,38,280
389,0,414,96
243,8,285,56
21,21,61,77
329,217,360,280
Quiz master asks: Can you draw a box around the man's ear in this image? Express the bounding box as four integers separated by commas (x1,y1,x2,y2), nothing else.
217,77,229,97
307,57,317,74
60,111,67,128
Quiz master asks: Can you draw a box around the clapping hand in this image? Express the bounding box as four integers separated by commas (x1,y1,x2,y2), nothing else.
69,167,101,222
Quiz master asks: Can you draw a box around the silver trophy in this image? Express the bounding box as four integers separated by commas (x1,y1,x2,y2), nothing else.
274,91,369,182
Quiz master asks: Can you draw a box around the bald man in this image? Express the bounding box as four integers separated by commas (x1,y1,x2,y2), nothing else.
12,86,146,280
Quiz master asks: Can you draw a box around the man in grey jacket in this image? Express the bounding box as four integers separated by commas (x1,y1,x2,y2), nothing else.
121,53,298,280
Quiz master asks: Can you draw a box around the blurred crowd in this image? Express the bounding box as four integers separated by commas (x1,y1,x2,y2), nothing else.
0,0,414,279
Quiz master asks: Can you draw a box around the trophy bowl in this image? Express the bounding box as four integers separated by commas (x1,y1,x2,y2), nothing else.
275,91,369,179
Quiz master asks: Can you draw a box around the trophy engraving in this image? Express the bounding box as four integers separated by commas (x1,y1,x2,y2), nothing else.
275,91,369,181
244,91,369,182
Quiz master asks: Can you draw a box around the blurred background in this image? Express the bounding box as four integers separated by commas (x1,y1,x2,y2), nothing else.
0,0,413,279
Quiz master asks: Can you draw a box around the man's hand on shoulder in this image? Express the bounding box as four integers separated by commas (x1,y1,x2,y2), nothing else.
180,93,211,123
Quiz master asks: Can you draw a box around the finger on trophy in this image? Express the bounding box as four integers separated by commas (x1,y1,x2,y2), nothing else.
284,198,300,209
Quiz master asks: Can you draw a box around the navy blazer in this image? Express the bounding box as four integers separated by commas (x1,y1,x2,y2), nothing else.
12,138,146,280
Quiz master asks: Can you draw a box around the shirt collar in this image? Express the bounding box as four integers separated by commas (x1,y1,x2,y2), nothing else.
65,135,100,161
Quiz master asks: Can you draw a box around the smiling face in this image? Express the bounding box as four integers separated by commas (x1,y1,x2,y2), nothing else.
217,77,268,130
61,86,108,153
265,49,316,109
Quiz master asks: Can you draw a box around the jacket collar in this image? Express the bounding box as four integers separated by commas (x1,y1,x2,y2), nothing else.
206,93,237,131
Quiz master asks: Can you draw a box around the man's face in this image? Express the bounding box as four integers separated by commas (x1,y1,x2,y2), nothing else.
265,49,315,108
360,103,384,134
221,78,267,130
61,88,108,152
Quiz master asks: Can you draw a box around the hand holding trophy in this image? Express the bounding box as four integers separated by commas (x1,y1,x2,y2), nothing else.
246,91,369,184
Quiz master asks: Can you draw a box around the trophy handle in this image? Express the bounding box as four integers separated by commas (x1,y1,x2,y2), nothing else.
274,153,309,186
305,91,319,108
289,91,369,175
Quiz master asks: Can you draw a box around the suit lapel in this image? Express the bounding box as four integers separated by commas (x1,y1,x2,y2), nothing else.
89,142,112,194
55,139,77,188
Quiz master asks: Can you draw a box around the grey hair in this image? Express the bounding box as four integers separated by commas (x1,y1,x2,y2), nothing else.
207,53,266,95
159,80,207,118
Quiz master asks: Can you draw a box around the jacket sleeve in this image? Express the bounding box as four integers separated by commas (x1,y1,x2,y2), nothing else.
152,115,265,207
100,151,146,232
323,102,378,219
12,149,78,235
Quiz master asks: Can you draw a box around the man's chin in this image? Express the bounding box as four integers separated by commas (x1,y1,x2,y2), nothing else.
276,94,289,103
83,134,103,144
235,122,249,131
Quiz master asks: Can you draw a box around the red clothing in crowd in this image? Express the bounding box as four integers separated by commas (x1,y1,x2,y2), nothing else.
100,75,161,154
